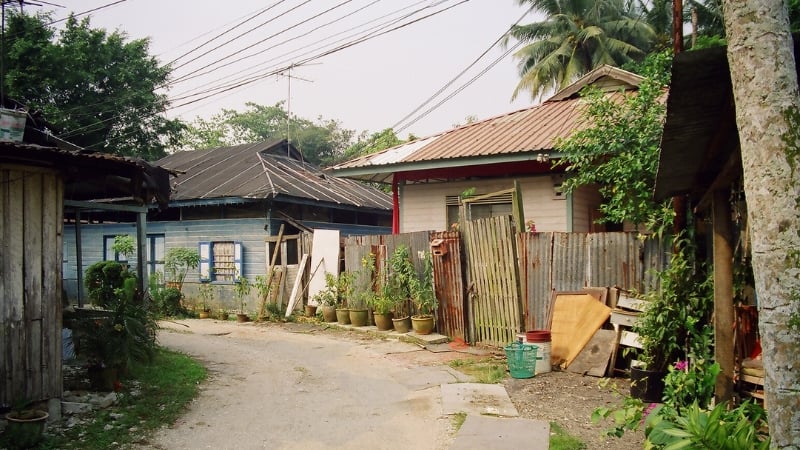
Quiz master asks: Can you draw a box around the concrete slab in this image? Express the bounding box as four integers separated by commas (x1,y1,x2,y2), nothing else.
390,365,465,391
441,383,519,417
450,415,550,450
400,332,450,345
363,340,425,355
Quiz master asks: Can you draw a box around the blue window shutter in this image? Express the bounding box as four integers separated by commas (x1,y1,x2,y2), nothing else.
199,241,211,282
234,241,243,281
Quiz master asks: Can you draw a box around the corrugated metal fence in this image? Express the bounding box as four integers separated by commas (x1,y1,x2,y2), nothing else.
343,226,668,347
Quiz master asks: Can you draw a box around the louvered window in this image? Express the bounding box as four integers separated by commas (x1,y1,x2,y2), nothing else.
199,241,243,282
446,192,513,226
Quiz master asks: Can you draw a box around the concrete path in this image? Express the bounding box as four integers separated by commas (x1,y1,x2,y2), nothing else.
142,320,549,449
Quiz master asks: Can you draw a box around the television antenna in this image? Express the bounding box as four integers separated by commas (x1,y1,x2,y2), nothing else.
276,63,317,155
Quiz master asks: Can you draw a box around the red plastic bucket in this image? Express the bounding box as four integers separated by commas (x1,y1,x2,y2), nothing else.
524,330,551,373
525,330,551,342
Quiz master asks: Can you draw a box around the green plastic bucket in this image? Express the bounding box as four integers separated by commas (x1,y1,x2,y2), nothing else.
504,342,539,379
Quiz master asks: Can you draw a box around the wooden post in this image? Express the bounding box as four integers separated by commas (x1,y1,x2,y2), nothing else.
259,224,285,319
75,210,84,307
136,211,147,297
712,190,735,403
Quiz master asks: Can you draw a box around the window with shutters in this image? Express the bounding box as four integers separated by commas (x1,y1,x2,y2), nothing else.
199,241,243,282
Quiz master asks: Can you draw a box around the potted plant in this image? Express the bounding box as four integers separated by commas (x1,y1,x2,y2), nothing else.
4,400,49,448
335,271,355,325
362,251,399,331
410,251,437,335
629,234,713,402
84,260,135,307
164,247,201,292
314,273,340,322
234,275,252,322
197,282,214,319
388,245,417,333
77,278,158,390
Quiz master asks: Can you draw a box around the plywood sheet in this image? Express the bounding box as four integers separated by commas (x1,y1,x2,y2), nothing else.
307,229,340,305
549,292,611,369
566,329,616,376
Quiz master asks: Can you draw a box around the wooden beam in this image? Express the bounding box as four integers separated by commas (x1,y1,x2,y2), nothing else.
259,224,285,319
712,189,735,403
285,253,309,317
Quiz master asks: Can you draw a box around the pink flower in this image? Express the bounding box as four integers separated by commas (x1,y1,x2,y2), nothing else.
674,360,688,371
640,402,658,424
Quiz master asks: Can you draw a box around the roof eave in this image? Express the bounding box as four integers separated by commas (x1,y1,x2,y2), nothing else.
328,152,563,183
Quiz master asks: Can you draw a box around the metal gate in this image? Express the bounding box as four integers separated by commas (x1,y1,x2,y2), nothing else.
430,231,467,341
462,215,523,347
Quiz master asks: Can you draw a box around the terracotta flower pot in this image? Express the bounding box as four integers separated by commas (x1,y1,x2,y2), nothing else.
320,305,338,322
336,308,351,325
392,316,412,333
349,308,369,327
4,410,49,448
373,312,394,331
305,304,318,317
411,315,435,335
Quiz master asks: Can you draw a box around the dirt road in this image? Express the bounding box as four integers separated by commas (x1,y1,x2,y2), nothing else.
136,320,467,450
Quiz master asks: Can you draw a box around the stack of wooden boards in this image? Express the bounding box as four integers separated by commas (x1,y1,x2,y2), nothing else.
547,287,650,377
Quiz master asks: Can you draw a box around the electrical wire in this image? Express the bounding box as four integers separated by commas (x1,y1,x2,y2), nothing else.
391,8,530,132
54,0,472,145
167,0,460,105
164,1,288,67
395,40,522,134
167,0,386,88
170,0,314,75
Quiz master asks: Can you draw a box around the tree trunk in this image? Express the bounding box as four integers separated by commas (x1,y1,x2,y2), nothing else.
721,0,800,446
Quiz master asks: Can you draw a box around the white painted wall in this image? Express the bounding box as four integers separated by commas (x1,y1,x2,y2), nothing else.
399,175,587,233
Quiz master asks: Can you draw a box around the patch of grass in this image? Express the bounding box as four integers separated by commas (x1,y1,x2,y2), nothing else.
449,357,506,383
451,412,467,431
549,421,585,450
35,347,206,450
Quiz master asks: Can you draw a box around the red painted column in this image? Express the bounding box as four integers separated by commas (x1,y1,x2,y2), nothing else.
392,174,400,234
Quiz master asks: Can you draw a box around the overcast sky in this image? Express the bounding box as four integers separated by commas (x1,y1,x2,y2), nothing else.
44,0,540,140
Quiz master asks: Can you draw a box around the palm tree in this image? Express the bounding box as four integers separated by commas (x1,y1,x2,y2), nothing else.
506,0,656,100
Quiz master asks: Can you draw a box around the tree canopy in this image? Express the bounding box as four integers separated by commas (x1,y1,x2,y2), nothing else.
555,51,674,232
179,102,357,167
506,0,657,100
2,12,183,160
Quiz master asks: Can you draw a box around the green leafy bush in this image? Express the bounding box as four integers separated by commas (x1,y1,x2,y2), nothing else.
84,261,135,307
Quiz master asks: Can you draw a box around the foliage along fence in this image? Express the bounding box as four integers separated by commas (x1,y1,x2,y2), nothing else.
342,223,668,347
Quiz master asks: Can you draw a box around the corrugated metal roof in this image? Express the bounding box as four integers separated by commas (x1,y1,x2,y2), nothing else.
156,140,392,211
0,141,171,207
327,65,644,183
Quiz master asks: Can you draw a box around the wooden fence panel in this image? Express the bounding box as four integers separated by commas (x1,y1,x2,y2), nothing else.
464,216,522,347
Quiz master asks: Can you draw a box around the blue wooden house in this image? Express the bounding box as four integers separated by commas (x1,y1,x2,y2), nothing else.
62,139,392,311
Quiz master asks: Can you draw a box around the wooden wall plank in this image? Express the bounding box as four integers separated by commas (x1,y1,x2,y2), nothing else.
24,173,44,400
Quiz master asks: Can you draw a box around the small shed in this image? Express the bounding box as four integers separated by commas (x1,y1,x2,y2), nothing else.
0,140,170,411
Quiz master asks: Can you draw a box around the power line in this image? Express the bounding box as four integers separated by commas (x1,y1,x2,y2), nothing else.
55,1,472,146
170,0,314,76
167,0,386,88
164,1,288,67
391,8,530,133
395,41,522,134
168,0,465,107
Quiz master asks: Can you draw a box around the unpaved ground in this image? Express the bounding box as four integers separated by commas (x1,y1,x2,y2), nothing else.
148,319,644,449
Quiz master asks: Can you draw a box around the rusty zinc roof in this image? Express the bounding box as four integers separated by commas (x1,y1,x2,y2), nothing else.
327,65,643,184
0,141,171,208
156,140,392,211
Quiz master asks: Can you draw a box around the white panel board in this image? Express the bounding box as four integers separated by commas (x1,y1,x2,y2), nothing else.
307,229,340,305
